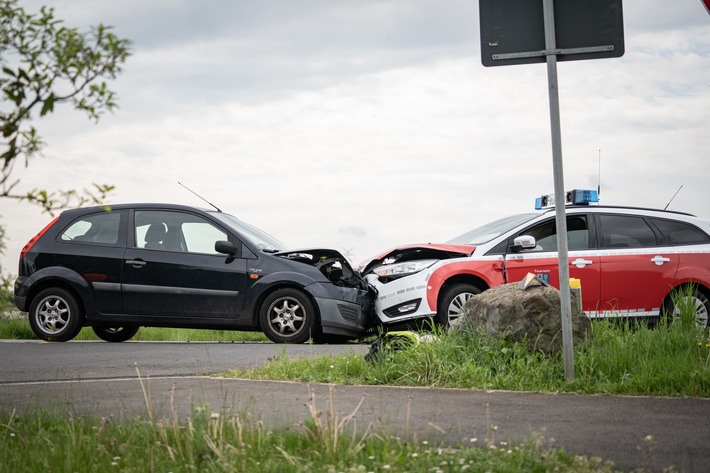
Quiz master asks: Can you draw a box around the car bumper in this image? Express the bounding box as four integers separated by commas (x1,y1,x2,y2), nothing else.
13,276,28,311
13,295,27,311
365,273,435,324
307,283,376,337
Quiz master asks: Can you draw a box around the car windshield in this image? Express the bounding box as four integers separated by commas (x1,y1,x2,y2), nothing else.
210,212,288,253
446,213,538,246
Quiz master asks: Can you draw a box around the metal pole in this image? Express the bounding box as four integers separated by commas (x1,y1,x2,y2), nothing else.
542,0,574,380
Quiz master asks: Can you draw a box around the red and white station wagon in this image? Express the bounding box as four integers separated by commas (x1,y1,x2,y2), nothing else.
359,191,710,328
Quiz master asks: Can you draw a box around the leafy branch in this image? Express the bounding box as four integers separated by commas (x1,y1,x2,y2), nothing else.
0,0,131,208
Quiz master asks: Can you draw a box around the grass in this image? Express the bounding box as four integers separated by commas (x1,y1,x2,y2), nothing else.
4,300,709,398
2,304,706,470
74,327,270,343
0,313,269,342
224,315,710,398
0,389,627,473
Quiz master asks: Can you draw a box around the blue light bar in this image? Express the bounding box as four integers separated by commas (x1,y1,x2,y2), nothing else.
535,189,598,210
567,189,599,205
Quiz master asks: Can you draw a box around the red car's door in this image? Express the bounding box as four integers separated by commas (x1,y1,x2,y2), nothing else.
596,214,678,318
504,214,601,311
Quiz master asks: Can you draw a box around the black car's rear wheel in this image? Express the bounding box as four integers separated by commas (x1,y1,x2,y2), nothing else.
259,288,316,344
28,288,84,342
92,325,140,343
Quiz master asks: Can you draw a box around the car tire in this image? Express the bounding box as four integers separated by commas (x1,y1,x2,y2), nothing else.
28,288,84,342
663,285,710,328
436,283,482,328
92,325,140,343
259,288,317,344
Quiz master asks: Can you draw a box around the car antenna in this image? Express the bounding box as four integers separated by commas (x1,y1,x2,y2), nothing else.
178,182,222,212
664,185,683,210
597,149,601,196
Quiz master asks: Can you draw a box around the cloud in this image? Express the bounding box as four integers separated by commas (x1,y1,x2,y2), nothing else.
3,0,710,271
339,226,368,238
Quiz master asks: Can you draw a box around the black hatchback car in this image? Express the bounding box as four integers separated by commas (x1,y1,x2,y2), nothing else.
14,204,375,343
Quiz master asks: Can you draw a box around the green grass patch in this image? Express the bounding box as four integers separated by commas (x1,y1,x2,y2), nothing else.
75,327,270,343
0,404,625,473
0,317,36,339
0,316,269,343
226,318,710,397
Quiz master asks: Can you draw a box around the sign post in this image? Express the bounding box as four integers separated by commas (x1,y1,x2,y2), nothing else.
542,0,574,381
479,0,624,381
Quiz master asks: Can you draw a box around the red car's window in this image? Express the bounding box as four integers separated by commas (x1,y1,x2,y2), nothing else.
650,218,710,246
599,215,658,249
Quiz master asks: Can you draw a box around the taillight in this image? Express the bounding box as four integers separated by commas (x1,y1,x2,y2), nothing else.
20,216,59,261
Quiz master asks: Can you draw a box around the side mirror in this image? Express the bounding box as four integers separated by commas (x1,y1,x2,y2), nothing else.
215,240,239,256
512,235,537,251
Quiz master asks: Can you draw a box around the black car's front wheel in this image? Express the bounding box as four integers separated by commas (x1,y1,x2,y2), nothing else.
28,288,84,342
259,288,317,344
92,325,140,343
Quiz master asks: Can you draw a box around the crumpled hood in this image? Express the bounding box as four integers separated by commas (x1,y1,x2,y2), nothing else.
275,248,368,290
275,248,349,261
358,243,476,275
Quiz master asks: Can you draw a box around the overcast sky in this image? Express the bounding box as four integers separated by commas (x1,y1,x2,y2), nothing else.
2,0,709,271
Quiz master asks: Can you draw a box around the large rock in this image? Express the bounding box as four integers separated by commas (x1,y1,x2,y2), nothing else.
453,277,591,355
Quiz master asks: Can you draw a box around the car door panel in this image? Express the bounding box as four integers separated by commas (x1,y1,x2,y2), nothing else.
122,249,247,318
503,214,601,311
598,248,678,316
505,251,601,311
122,210,248,319
596,214,679,317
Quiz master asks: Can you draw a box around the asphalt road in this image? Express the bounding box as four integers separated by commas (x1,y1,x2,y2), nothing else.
1,340,708,472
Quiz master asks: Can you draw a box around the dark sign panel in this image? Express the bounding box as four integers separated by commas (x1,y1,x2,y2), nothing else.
480,0,624,67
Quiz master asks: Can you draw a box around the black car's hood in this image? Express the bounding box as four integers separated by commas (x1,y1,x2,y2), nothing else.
275,248,367,290
275,248,350,262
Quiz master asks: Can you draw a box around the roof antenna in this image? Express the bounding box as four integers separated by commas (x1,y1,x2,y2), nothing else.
664,185,683,210
597,149,601,196
178,182,222,212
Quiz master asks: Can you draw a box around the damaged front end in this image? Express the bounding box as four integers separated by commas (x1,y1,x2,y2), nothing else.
359,244,476,324
276,249,377,338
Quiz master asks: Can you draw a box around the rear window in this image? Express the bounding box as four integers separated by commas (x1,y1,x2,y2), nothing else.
599,215,658,249
60,212,123,245
651,218,710,246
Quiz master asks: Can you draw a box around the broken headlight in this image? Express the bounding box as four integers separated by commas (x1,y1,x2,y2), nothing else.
372,259,438,280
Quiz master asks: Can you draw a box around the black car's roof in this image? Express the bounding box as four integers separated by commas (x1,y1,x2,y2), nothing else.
61,203,217,215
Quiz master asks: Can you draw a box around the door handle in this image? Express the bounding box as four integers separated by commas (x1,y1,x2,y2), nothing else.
125,259,146,268
571,258,593,268
651,255,671,266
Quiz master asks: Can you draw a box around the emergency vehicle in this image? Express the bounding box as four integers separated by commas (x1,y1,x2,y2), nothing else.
359,190,710,328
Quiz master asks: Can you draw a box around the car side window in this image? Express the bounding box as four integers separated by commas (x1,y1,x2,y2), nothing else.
650,218,710,246
515,216,589,252
59,211,123,246
599,215,658,249
134,210,228,254
181,222,229,254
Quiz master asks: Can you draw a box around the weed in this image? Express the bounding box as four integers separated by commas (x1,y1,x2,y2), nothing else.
0,393,628,472
228,312,710,397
